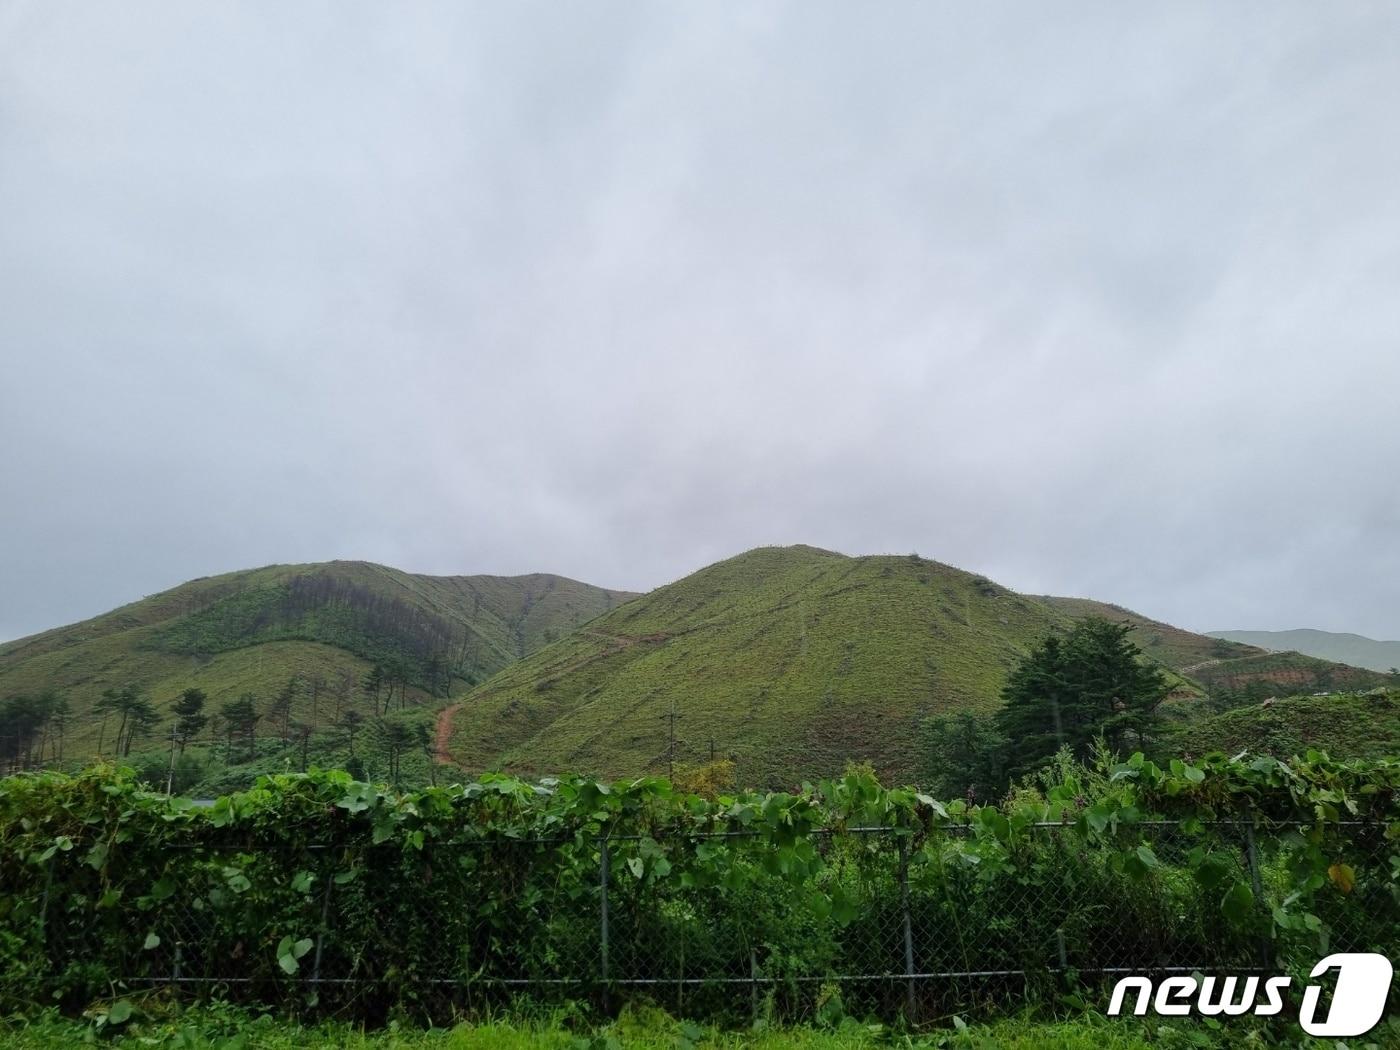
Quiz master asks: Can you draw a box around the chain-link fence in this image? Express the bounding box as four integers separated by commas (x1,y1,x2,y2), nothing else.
18,817,1395,1024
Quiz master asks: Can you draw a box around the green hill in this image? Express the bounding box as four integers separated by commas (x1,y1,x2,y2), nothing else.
1207,628,1400,675
1179,650,1390,698
0,561,631,765
9,547,1388,789
1168,690,1400,762
442,546,1253,785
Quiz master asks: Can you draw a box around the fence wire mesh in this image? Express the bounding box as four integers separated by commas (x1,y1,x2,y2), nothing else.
17,820,1398,1024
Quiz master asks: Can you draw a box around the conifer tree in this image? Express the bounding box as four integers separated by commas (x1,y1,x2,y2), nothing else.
995,617,1168,779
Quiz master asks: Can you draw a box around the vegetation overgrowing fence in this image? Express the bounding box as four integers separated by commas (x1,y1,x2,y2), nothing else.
2,753,1398,1026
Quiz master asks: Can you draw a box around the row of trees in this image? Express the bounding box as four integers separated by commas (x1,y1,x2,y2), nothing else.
0,691,72,774
165,660,427,770
202,685,432,787
167,663,439,786
2,651,444,789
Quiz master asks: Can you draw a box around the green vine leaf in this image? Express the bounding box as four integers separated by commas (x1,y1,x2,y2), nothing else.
1221,880,1255,923
277,935,314,974
106,1000,133,1025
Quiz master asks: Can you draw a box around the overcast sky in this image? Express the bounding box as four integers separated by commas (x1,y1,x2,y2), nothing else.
2,3,1398,644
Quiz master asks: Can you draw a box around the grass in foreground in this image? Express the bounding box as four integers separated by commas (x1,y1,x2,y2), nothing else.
1,1004,1391,1050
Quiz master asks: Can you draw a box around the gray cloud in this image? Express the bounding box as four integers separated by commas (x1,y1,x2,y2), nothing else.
3,2,1398,641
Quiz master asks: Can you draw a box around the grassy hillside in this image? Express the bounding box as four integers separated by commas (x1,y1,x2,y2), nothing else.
10,547,1387,790
0,561,631,765
1038,596,1261,669
444,546,1245,785
1168,689,1400,761
1208,628,1400,674
1182,649,1390,698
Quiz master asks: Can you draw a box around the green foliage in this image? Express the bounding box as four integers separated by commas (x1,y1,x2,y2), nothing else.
95,686,161,758
172,689,210,751
996,619,1169,780
1,751,1396,1024
0,690,69,772
219,694,261,764
6,1003,1364,1049
918,712,1006,802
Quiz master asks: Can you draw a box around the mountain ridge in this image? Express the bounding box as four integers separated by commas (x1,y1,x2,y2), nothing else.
4,547,1389,784
442,545,1335,785
1207,628,1400,675
0,560,634,763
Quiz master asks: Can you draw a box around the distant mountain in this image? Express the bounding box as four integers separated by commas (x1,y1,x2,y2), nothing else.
1049,605,1389,698
441,546,1267,785
1207,629,1400,675
0,561,632,763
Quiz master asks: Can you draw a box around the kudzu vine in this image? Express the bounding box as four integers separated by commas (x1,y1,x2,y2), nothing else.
0,749,1395,1020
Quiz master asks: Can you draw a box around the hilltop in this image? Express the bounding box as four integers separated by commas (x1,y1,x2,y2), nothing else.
443,546,1298,785
1208,628,1400,675
0,561,632,764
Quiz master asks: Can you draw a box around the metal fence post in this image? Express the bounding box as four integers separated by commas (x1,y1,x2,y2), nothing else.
750,947,759,1024
599,837,611,1013
899,836,916,1022
310,865,335,986
1242,819,1272,971
34,851,56,988
37,852,55,939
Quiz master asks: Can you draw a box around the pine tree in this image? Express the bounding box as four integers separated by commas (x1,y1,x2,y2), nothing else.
340,709,364,762
995,618,1169,780
920,712,1007,802
362,665,385,716
47,693,71,762
268,676,300,744
380,720,415,788
220,694,260,763
171,688,209,755
120,697,159,757
415,722,437,786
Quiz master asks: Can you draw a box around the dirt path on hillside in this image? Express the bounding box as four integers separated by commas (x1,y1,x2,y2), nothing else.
430,631,668,765
433,701,464,765
1179,650,1269,675
1179,658,1228,675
